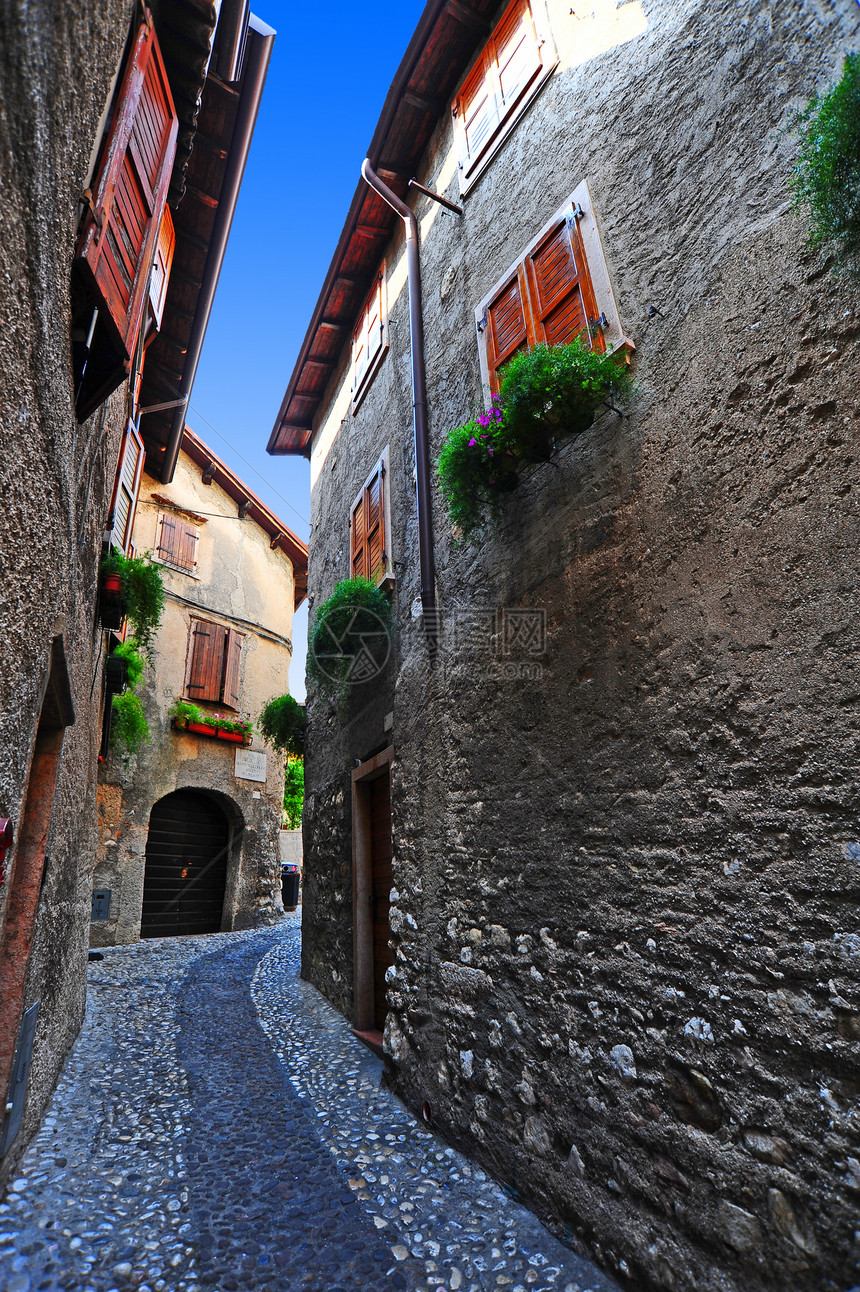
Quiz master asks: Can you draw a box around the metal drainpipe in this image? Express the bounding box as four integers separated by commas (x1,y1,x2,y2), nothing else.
361,159,436,628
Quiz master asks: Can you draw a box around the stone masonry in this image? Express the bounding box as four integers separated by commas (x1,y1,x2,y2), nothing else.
298,3,860,1289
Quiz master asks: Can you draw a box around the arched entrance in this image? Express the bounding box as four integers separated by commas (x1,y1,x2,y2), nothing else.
141,790,230,938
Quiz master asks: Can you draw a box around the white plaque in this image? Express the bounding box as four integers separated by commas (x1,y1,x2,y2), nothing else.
234,748,267,783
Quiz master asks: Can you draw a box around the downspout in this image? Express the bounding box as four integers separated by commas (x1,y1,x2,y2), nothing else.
159,15,275,483
360,159,436,626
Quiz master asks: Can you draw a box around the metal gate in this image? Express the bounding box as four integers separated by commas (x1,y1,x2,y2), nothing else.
141,790,230,938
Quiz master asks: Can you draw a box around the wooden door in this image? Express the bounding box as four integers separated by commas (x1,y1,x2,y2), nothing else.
369,771,393,1030
141,791,229,938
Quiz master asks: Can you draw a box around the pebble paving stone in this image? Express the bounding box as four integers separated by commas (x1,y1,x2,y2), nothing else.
0,917,619,1292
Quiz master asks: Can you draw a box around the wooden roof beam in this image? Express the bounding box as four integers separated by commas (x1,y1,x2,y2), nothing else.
445,0,490,32
403,88,441,114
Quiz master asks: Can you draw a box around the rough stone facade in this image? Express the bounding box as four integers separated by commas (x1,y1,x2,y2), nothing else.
0,0,137,1187
92,444,300,945
298,3,860,1289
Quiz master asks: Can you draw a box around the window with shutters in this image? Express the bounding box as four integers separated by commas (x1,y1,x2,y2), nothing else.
155,511,200,574
106,421,145,555
453,0,557,195
352,268,388,411
475,182,631,394
71,15,178,421
184,619,244,711
350,450,391,584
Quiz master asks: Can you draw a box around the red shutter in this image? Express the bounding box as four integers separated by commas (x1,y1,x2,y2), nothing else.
175,519,198,572
107,420,145,553
222,630,243,711
76,17,178,362
486,266,534,391
351,495,367,578
524,218,604,351
186,620,225,702
458,53,498,165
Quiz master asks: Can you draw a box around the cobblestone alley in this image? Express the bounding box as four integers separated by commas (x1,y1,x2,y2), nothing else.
0,916,618,1292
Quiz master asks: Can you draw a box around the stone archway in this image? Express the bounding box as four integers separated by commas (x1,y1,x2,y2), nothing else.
141,789,232,938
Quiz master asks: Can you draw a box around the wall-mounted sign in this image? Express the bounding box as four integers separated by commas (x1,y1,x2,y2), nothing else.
234,748,267,783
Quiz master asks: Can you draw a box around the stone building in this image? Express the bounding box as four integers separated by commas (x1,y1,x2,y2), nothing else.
268,2,860,1289
92,430,307,945
0,1,272,1182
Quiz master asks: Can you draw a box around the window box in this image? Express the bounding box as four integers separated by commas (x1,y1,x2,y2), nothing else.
171,717,251,747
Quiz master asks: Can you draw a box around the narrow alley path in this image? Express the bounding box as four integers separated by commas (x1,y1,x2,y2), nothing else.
0,918,618,1292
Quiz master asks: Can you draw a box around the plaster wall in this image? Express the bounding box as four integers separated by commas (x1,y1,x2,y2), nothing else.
0,1,137,1186
301,2,860,1290
92,449,296,945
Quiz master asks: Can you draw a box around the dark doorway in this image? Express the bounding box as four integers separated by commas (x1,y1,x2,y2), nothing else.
369,772,393,1030
351,747,394,1040
141,790,230,938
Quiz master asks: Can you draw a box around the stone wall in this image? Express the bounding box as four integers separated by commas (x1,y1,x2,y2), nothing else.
301,1,860,1288
0,0,136,1185
92,449,296,944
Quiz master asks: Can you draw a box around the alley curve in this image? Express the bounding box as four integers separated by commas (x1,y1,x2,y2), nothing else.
0,920,617,1292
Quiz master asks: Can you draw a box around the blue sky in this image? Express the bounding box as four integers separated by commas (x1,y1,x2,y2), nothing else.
189,0,426,700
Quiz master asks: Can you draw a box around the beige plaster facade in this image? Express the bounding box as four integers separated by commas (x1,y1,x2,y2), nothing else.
92,435,306,946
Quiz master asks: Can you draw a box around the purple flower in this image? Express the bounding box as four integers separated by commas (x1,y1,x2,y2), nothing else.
468,436,477,447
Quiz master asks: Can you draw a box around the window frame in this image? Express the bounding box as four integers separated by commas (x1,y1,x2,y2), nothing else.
351,266,389,413
453,0,558,197
349,447,392,587
474,180,632,394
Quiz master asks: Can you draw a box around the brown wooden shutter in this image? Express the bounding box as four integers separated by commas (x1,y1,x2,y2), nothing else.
486,266,535,391
366,466,385,580
222,630,243,711
156,512,179,562
524,218,604,351
351,495,367,579
107,420,145,553
76,16,178,362
186,620,226,702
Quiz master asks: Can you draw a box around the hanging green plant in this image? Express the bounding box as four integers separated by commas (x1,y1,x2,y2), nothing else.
259,694,306,757
792,53,860,268
113,638,146,689
99,550,165,652
436,337,633,540
307,577,394,696
111,691,150,754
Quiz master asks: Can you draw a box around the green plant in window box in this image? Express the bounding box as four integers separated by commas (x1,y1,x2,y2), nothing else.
792,53,860,270
307,577,394,697
99,550,165,653
167,699,254,739
436,337,633,539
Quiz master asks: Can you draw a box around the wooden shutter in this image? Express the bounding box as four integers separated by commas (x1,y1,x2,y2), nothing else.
366,465,385,580
485,266,535,391
222,630,243,711
157,513,198,570
76,16,178,362
147,202,175,333
353,274,384,393
456,0,542,171
459,53,499,167
186,620,226,703
351,494,367,578
494,0,542,112
524,217,604,351
107,420,145,553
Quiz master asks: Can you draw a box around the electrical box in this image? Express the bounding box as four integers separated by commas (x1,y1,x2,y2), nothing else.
91,889,112,920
